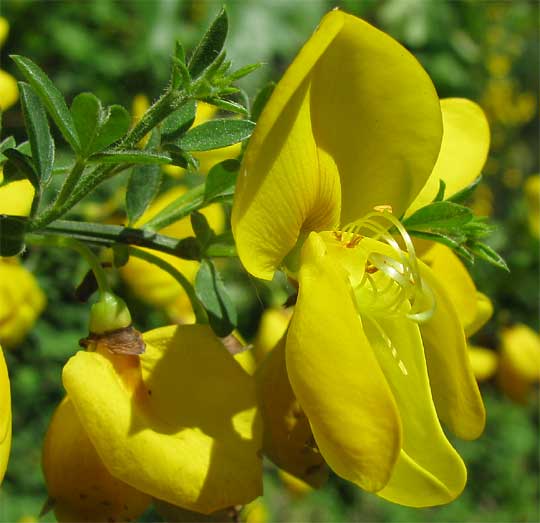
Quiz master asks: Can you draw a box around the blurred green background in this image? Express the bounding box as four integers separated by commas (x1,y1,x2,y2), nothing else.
0,0,538,522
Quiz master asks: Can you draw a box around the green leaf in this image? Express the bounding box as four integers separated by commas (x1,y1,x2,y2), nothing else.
204,159,240,201
90,104,131,154
205,97,248,116
448,176,482,204
434,179,446,202
251,82,275,122
18,82,55,183
126,164,162,225
178,119,254,152
404,201,473,231
0,215,28,256
161,144,199,170
11,55,80,152
171,57,191,90
188,8,228,78
112,244,130,268
469,242,509,271
161,99,197,140
195,259,237,337
0,136,16,162
71,92,102,157
191,211,214,248
2,148,39,189
227,63,262,82
88,150,171,165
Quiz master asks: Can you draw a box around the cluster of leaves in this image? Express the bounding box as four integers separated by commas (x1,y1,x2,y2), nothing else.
403,179,509,271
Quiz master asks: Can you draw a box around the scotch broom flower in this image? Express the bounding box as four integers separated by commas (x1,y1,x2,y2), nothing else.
233,10,487,507
0,344,11,484
52,324,262,516
497,324,540,403
0,174,45,349
0,18,18,111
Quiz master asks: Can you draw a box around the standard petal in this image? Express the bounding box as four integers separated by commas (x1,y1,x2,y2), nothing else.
407,98,490,215
0,344,11,484
43,397,150,522
419,261,485,440
360,298,467,506
286,232,401,492
310,13,442,225
233,11,443,278
63,325,262,514
255,335,328,488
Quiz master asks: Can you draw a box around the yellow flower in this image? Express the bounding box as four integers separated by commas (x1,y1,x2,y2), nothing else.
0,17,18,111
0,258,46,349
497,324,540,403
43,324,262,519
0,175,45,349
120,186,224,323
233,10,489,506
0,344,11,484
164,102,242,178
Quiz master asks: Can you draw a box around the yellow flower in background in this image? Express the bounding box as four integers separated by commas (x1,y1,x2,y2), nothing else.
0,174,45,349
253,307,292,364
497,324,540,403
0,258,46,349
163,102,242,178
0,344,11,485
44,324,262,519
468,346,498,382
524,174,540,239
233,10,489,506
120,186,224,323
0,18,18,111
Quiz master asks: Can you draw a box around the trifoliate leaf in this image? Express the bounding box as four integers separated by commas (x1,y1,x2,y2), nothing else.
11,55,81,152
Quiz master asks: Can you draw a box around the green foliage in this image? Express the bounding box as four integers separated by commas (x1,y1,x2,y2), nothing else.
11,55,81,152
18,82,54,183
177,119,255,152
195,259,237,337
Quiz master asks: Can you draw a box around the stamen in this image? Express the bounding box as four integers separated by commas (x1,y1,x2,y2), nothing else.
345,208,435,323
364,316,408,376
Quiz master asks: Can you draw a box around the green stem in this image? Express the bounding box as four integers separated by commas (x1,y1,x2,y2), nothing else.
27,234,110,296
55,157,85,207
37,219,202,258
143,184,205,231
128,247,207,325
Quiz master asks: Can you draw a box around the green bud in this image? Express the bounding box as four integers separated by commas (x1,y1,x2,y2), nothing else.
89,292,132,335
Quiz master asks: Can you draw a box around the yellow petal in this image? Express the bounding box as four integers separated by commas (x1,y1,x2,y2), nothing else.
0,17,9,46
407,98,490,215
63,325,262,514
497,324,540,403
0,344,11,484
421,244,478,332
278,469,313,497
232,11,442,279
360,299,467,506
0,258,46,349
255,336,328,488
524,174,540,239
43,397,150,522
253,307,293,363
0,174,35,217
419,261,485,439
0,69,18,111
468,346,498,382
465,292,493,337
286,232,401,491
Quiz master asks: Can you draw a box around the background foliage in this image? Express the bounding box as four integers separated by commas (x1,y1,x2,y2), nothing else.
1,1,538,521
